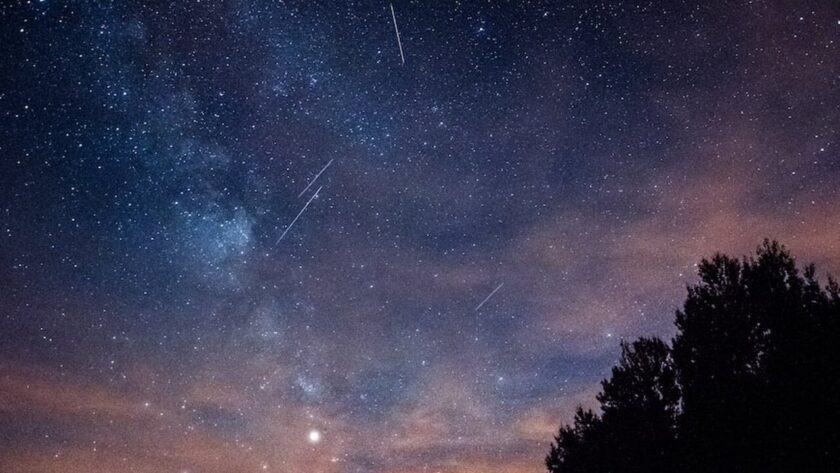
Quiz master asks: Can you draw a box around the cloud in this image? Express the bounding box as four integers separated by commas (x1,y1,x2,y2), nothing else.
0,364,154,421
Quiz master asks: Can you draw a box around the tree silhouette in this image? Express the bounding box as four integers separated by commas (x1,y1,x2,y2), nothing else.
546,338,679,473
596,338,679,472
546,240,840,473
546,407,605,473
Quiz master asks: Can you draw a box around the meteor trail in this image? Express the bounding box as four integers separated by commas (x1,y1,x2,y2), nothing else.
390,3,405,65
475,282,504,311
277,186,322,243
298,159,333,198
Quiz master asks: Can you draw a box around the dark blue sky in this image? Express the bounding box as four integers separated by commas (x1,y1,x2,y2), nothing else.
1,1,838,472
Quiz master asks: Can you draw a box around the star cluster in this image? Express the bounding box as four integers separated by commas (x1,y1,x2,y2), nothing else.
1,1,838,473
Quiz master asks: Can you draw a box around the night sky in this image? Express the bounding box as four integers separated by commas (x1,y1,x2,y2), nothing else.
1,1,838,472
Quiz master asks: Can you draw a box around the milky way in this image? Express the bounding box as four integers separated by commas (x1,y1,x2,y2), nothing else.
1,1,838,472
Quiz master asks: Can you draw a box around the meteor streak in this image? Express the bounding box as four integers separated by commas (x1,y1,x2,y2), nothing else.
298,159,333,198
277,186,322,243
475,282,504,311
390,4,405,65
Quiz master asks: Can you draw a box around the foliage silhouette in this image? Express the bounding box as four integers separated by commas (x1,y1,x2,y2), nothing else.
546,240,840,473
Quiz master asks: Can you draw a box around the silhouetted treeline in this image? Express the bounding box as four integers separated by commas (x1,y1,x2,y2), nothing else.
546,240,840,473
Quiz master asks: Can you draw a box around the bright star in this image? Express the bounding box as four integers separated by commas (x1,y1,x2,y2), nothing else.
308,429,321,444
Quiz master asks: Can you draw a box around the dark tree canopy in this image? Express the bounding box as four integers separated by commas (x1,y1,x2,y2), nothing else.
546,240,840,473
